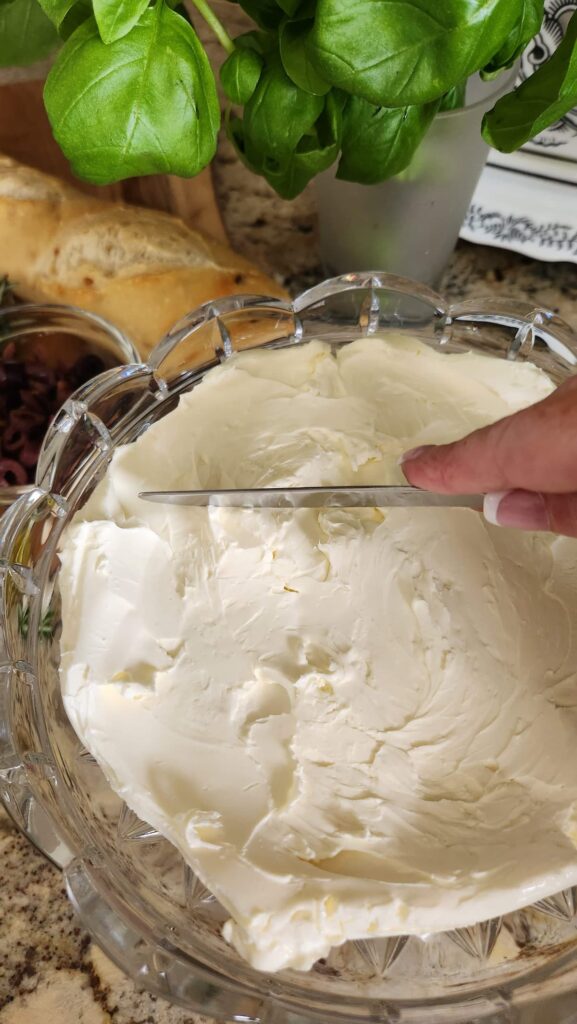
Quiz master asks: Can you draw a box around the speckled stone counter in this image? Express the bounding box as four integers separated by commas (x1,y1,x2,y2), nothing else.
2,119,577,1023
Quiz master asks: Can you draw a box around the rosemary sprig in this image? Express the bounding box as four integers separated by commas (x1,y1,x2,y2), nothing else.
18,605,56,641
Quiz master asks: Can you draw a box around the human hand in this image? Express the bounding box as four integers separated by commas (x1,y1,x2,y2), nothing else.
401,377,577,538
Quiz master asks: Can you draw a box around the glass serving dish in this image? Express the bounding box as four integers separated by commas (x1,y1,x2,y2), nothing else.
2,273,577,1024
0,303,139,510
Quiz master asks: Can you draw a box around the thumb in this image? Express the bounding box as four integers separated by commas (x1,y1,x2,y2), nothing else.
484,489,577,539
401,377,577,495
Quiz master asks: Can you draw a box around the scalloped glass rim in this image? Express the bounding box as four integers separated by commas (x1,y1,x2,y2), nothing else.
0,302,140,509
2,272,577,1024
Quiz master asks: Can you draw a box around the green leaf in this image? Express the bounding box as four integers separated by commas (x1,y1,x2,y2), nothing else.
243,50,324,156
44,6,220,184
93,0,150,44
0,0,59,65
276,0,301,13
229,88,342,198
37,0,77,26
235,29,274,55
309,0,524,106
483,9,577,151
483,0,544,76
221,45,263,104
337,96,440,184
59,0,92,38
232,0,284,30
257,137,331,197
280,16,330,94
439,79,467,111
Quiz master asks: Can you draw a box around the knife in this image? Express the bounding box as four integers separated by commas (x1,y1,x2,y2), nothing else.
139,486,484,511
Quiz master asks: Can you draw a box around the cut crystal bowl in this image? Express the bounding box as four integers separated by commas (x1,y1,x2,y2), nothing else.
2,273,577,1023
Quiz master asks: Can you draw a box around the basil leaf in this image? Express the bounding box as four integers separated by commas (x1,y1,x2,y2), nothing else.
483,0,544,76
0,0,59,65
93,0,150,44
235,29,275,55
243,50,324,155
37,0,77,26
439,80,467,111
230,89,342,198
276,0,301,14
232,0,284,30
483,8,577,150
38,0,92,38
242,0,303,13
310,0,524,106
221,46,263,104
280,16,330,95
337,96,439,184
59,0,92,38
259,141,331,198
44,6,220,184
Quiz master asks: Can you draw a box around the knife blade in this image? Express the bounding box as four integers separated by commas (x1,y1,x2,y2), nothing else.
139,486,484,511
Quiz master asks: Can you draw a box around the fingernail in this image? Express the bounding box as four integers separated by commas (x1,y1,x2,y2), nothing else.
398,445,430,466
483,490,549,530
483,491,510,526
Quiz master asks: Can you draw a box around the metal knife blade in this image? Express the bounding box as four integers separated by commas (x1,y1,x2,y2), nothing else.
139,486,484,511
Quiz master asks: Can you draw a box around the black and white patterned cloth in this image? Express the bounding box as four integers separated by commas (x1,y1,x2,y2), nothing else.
461,1,577,262
521,0,577,146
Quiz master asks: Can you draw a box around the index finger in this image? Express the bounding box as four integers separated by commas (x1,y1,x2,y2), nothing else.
401,377,577,495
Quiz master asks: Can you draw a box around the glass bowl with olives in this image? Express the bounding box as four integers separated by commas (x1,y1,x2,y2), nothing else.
0,302,139,510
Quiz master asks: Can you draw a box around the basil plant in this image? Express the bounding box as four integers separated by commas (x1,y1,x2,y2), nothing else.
1,0,576,199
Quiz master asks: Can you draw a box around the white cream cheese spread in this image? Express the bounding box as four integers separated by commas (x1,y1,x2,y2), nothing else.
59,335,577,972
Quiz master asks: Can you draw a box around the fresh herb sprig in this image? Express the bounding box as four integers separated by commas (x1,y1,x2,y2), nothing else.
18,604,56,641
0,0,575,199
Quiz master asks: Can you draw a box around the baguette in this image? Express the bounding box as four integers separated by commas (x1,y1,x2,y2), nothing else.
0,156,288,358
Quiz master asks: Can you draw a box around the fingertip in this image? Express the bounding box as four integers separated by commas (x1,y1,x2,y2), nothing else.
399,446,438,487
397,445,431,467
483,491,510,526
484,490,549,531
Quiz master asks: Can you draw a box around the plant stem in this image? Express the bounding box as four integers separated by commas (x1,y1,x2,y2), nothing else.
186,0,235,54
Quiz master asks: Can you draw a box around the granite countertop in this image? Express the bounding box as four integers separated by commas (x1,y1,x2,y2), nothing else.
2,120,577,1023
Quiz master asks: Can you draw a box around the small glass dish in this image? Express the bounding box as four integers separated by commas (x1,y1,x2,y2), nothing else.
2,273,577,1023
0,303,139,510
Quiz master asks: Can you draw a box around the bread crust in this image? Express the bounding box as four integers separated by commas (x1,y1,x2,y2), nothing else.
0,156,287,357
